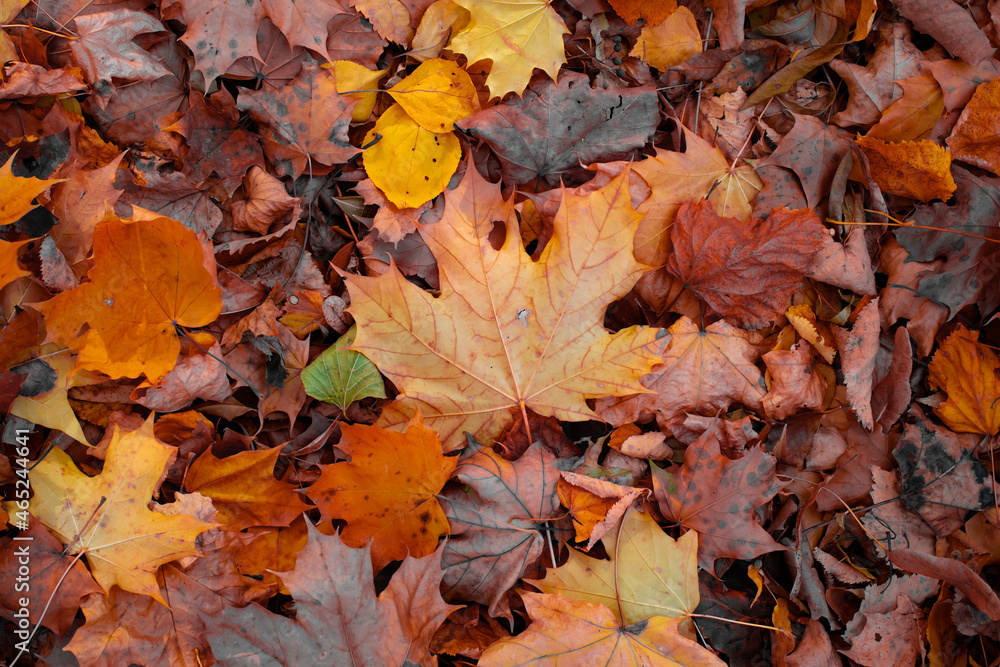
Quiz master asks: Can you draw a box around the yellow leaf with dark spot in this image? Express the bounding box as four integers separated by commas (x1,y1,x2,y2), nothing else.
362,103,461,208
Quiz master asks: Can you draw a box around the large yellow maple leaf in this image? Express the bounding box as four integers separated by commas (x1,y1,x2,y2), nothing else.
345,166,663,450
17,416,215,605
447,0,569,100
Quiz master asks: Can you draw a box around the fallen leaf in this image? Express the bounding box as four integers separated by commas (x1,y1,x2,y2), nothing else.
652,425,787,568
597,316,766,429
457,71,658,185
0,153,65,226
530,505,699,623
479,593,724,666
308,415,456,571
441,440,571,616
9,416,215,605
185,446,311,531
894,406,993,536
446,0,569,99
834,299,880,430
947,77,1000,176
38,216,223,383
629,7,701,70
928,325,1000,435
867,75,944,143
362,103,462,208
346,166,663,450
667,200,828,329
388,58,480,132
855,135,956,202
301,326,387,411
203,522,457,665
237,59,359,178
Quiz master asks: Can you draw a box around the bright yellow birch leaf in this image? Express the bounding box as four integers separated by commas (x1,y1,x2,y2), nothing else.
388,58,480,132
362,103,461,208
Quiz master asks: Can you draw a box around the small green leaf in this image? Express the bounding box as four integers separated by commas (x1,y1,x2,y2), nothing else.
302,326,385,411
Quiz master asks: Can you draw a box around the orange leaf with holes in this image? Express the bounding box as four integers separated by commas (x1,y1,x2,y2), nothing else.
37,216,223,383
928,325,1000,435
306,414,457,571
346,166,664,450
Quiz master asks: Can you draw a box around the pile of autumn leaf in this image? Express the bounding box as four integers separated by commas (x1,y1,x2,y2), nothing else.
2,0,1000,663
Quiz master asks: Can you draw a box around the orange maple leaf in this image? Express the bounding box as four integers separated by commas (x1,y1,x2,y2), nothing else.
37,216,223,383
14,416,215,605
185,446,312,530
307,415,457,571
345,166,664,450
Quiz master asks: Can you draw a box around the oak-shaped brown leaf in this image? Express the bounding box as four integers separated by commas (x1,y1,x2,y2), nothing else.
346,165,663,451
928,325,1000,436
237,59,358,178
307,415,457,571
185,445,311,531
12,416,215,604
652,425,787,569
479,593,724,667
441,440,572,616
894,406,993,536
202,521,457,666
597,316,766,430
37,216,223,383
667,200,828,329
